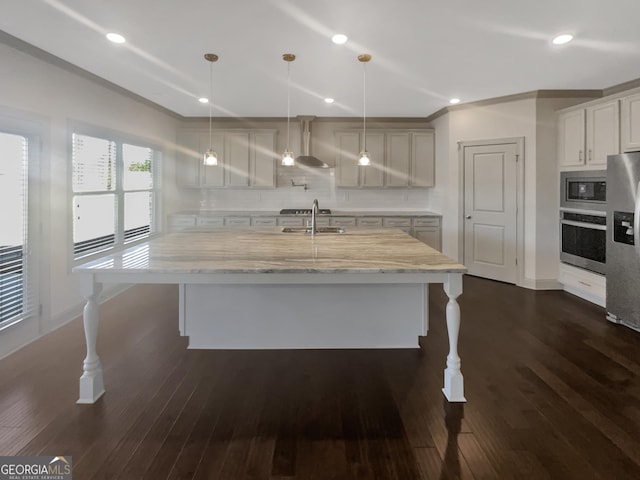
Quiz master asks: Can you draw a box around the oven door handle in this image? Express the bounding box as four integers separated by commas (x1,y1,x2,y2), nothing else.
560,219,607,231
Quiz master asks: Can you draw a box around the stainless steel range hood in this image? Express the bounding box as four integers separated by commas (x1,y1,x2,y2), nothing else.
295,116,329,168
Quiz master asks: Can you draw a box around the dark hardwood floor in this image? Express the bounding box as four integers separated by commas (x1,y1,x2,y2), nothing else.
1,276,639,479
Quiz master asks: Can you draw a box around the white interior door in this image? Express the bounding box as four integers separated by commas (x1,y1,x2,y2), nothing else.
463,143,518,283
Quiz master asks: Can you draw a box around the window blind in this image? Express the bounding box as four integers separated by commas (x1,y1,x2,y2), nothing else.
0,132,28,326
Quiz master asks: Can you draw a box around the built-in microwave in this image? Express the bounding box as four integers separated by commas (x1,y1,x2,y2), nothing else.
560,170,606,210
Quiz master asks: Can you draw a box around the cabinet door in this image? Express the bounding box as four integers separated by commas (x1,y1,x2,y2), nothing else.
586,101,619,166
251,132,276,187
175,132,201,187
360,132,385,187
413,227,441,251
335,132,361,187
411,131,435,186
201,132,225,187
621,92,640,152
558,109,585,166
386,132,410,186
225,132,250,187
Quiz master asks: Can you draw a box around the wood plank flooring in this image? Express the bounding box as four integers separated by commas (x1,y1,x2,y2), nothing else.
1,276,639,479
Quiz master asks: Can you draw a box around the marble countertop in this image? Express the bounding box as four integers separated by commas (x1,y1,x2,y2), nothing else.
172,210,442,217
74,227,465,274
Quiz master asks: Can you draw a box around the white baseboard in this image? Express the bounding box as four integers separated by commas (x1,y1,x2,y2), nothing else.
0,284,130,361
519,277,562,290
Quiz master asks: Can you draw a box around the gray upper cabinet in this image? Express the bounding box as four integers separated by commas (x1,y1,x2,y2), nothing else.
411,131,435,186
335,129,435,188
176,129,276,188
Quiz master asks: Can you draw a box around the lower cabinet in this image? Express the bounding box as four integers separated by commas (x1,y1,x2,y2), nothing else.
413,228,441,251
558,263,605,307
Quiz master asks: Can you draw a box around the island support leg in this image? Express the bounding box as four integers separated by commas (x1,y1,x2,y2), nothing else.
442,273,466,402
77,275,105,404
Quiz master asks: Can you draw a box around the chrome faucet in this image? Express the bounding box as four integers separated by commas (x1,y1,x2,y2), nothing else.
310,199,319,234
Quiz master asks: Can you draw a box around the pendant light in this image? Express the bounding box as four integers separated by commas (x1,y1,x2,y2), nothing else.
203,53,219,166
282,53,295,166
358,53,371,166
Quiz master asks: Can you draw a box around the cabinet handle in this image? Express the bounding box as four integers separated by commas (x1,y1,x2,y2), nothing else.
588,149,592,162
578,280,591,287
579,150,583,162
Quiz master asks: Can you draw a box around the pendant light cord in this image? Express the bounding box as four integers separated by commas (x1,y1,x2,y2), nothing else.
286,61,291,151
209,60,213,150
362,61,367,152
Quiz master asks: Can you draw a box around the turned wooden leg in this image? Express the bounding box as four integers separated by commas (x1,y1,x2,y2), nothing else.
442,273,466,402
77,275,105,404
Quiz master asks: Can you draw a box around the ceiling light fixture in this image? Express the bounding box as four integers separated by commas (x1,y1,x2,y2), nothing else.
106,32,125,44
358,53,372,167
203,53,219,167
324,98,335,104
282,53,296,167
332,34,348,45
552,33,574,45
450,98,461,104
198,97,208,104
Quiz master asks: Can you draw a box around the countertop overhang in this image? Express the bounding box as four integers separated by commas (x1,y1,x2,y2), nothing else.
74,227,465,276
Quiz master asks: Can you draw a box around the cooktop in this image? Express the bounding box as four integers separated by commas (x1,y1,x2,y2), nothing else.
279,208,332,215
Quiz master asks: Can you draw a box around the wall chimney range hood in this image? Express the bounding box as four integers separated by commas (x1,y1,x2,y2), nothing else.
295,116,329,168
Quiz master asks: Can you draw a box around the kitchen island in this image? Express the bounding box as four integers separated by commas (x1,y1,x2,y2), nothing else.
73,227,467,404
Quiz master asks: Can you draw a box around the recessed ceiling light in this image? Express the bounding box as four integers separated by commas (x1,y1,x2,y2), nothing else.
449,98,461,104
324,98,335,104
552,33,573,45
198,97,209,104
106,32,126,44
331,34,348,45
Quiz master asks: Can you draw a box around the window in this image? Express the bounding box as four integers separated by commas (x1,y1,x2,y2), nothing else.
71,129,160,259
0,132,29,327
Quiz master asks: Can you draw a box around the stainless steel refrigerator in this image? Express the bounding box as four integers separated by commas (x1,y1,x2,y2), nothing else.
606,152,640,332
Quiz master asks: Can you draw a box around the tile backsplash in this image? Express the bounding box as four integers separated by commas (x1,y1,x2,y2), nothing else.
174,166,432,212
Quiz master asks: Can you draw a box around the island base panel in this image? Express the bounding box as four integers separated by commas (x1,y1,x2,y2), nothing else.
183,283,425,349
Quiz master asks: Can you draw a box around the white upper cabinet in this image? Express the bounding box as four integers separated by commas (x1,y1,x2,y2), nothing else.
586,101,619,165
558,109,586,167
621,92,640,152
558,100,619,168
175,129,276,188
335,129,435,188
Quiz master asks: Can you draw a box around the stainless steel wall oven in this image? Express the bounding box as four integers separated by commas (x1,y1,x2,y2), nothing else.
560,170,607,275
560,210,606,274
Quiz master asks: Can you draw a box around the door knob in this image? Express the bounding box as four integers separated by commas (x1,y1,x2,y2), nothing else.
465,215,472,219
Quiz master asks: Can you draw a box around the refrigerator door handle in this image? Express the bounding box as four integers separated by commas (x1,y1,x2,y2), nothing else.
635,181,640,254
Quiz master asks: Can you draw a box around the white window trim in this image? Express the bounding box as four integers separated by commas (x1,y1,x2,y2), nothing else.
68,121,163,267
0,109,43,334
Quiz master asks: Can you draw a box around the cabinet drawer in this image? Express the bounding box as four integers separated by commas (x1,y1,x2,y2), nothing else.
412,217,440,227
383,217,412,228
316,217,331,226
196,216,224,227
251,217,277,226
224,216,251,226
169,215,196,228
559,266,605,302
277,217,305,227
331,217,357,227
357,217,383,227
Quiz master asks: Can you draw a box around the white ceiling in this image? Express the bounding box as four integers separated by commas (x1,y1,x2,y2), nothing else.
2,0,640,118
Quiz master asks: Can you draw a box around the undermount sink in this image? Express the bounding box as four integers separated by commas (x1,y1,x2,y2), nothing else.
281,226,346,234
